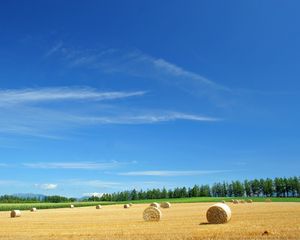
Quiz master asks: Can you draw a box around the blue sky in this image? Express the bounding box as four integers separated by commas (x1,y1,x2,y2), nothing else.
0,1,299,197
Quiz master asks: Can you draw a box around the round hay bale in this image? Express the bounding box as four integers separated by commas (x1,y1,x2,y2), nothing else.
246,199,253,203
206,203,231,224
70,204,74,208
233,200,239,204
150,202,160,208
265,198,272,202
160,202,171,208
230,199,234,203
30,207,37,212
240,200,245,204
143,207,162,222
96,205,102,209
10,210,21,218
129,203,133,207
221,200,226,203
124,204,130,208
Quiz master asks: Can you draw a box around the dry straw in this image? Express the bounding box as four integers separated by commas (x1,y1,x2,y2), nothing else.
10,210,21,218
70,204,74,208
129,203,133,206
246,199,253,203
206,203,232,224
233,200,239,204
160,202,171,208
30,208,37,212
96,205,102,209
240,200,245,204
150,202,160,208
124,204,130,208
221,200,226,203
265,198,272,202
143,206,162,222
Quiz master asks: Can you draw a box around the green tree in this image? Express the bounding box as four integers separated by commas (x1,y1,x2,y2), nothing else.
201,185,211,197
161,187,168,198
232,181,244,197
191,185,200,197
251,179,261,196
227,183,233,197
131,189,138,200
274,177,285,197
244,180,251,197
263,178,274,197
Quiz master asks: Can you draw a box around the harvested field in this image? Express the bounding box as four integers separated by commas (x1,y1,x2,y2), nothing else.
0,202,299,240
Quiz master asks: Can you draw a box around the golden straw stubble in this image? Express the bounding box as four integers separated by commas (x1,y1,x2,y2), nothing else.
143,206,162,222
206,203,232,224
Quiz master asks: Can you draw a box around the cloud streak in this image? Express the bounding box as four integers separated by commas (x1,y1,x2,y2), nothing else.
68,180,121,188
0,86,219,138
48,45,231,98
23,161,127,170
74,112,219,124
83,192,103,197
0,87,145,105
152,58,230,91
44,41,63,57
0,107,218,138
119,170,229,177
35,183,58,190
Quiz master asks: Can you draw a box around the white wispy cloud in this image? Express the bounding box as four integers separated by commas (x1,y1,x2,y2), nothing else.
152,58,229,91
44,41,63,57
122,181,174,191
52,47,231,96
119,170,229,177
0,87,145,105
0,105,74,138
65,179,170,191
82,192,103,197
23,161,125,170
0,106,218,138
35,183,58,190
68,180,121,188
74,112,219,124
0,86,219,138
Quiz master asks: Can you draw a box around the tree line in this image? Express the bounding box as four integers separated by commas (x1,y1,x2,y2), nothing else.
91,176,300,201
0,195,76,203
0,176,299,203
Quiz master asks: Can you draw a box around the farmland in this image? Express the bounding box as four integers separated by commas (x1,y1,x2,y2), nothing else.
0,202,299,240
0,202,112,211
0,197,299,212
126,197,300,204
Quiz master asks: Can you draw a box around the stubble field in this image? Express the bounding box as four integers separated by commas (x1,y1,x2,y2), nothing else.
0,202,299,240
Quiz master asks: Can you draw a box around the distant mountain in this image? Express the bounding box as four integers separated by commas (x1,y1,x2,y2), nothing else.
12,193,47,200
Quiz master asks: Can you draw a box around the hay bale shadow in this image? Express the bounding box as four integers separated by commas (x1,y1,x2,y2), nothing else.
199,222,211,225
